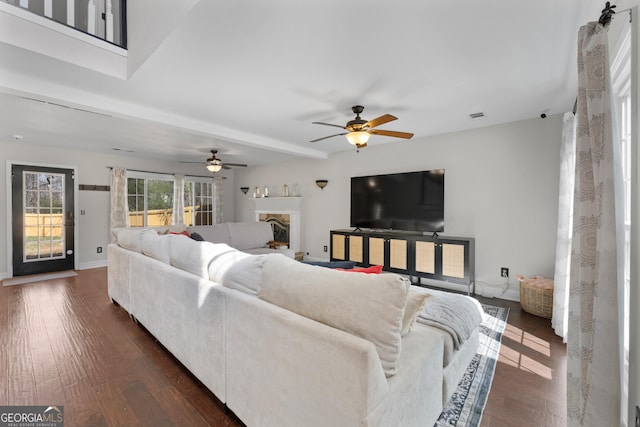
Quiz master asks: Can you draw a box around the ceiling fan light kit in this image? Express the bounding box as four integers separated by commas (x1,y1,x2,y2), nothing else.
311,105,413,149
206,159,223,172
345,131,370,146
181,149,248,172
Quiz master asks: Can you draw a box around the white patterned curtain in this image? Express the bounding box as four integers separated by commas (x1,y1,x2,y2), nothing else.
552,112,576,342
213,176,223,224
173,174,185,225
109,167,129,242
567,21,623,426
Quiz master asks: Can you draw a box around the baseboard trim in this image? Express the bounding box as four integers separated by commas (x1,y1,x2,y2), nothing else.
78,260,108,270
476,286,520,302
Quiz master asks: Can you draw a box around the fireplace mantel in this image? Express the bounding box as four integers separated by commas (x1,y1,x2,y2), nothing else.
252,197,302,252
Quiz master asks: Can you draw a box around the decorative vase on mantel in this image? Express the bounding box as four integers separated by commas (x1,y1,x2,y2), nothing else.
282,184,289,197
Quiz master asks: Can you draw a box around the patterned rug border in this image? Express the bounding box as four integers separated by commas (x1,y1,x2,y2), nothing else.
434,303,509,427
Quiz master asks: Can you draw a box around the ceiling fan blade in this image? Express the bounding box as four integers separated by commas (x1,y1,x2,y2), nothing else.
310,133,347,143
312,121,347,129
224,162,248,167
365,114,397,129
369,129,414,139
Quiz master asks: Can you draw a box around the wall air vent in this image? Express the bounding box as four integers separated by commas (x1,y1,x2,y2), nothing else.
469,112,485,120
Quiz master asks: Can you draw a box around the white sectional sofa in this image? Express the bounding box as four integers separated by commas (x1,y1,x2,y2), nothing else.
107,227,482,426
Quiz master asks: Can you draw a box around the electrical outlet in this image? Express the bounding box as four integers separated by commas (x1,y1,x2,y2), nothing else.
97,247,102,254
323,245,328,252
501,267,509,278
80,209,86,215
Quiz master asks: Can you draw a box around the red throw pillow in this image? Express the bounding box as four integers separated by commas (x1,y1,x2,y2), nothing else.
337,265,383,274
169,230,191,237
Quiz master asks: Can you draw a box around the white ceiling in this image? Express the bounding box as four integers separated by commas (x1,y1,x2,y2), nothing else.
0,0,604,167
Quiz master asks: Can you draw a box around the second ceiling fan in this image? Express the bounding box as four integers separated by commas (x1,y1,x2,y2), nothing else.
181,150,247,173
311,105,413,149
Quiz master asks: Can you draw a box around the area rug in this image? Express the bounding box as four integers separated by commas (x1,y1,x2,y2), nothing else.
2,270,77,286
434,303,509,427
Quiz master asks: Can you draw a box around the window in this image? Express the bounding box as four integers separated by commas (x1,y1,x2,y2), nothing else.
183,179,214,226
127,173,174,227
127,172,219,227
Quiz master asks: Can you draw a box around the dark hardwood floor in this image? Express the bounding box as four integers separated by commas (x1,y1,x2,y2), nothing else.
476,295,566,427
0,268,565,426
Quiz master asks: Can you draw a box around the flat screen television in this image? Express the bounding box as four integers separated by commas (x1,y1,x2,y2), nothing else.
350,169,445,233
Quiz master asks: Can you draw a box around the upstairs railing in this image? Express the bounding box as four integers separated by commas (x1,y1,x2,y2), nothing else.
2,0,126,49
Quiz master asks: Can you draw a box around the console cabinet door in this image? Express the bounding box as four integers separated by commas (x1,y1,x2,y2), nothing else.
330,232,365,264
331,233,347,260
414,240,437,279
348,235,364,263
413,237,475,292
367,235,409,273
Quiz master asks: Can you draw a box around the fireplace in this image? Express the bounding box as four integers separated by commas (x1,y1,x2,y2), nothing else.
252,197,302,252
259,214,290,245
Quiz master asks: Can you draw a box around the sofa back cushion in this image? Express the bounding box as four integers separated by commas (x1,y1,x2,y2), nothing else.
188,224,231,245
117,228,148,252
140,230,174,264
220,254,267,295
259,254,410,376
169,236,231,279
227,222,273,251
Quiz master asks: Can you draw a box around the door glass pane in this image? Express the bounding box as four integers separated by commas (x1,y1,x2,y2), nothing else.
39,190,50,207
25,191,37,207
39,242,52,258
23,172,66,262
25,173,37,190
25,242,38,260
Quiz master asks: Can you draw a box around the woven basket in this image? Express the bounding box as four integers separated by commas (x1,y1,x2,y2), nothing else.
519,279,553,319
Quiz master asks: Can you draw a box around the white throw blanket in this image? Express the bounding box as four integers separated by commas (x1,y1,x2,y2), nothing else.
415,288,484,350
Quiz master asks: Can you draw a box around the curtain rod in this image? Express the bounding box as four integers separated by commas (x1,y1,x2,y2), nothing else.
106,166,226,179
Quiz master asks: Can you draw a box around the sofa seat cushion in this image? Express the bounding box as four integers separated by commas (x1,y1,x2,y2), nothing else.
227,222,273,251
259,254,410,376
243,247,295,258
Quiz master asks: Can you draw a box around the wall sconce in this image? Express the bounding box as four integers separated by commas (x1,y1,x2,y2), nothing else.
240,187,249,195
315,179,328,190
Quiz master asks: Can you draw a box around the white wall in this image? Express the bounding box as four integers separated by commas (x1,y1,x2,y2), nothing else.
234,115,562,299
0,139,235,277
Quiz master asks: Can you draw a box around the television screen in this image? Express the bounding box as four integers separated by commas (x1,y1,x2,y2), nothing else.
350,169,444,233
